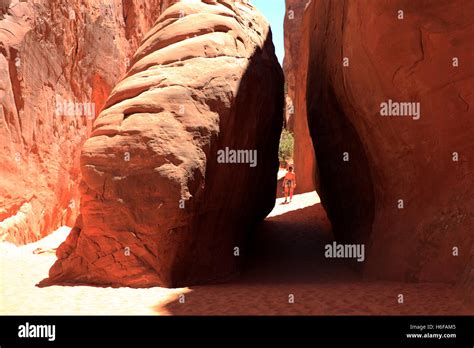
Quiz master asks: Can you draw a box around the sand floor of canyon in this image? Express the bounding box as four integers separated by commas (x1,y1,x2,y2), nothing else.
1,191,470,315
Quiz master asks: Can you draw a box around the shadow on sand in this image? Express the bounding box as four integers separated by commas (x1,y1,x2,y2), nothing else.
155,203,362,315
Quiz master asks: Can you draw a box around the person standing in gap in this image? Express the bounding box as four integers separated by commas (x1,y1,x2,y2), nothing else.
282,165,296,204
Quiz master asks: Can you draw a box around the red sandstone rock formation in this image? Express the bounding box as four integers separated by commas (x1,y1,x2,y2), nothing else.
301,0,473,291
41,0,283,288
0,0,165,244
283,0,307,131
283,0,315,194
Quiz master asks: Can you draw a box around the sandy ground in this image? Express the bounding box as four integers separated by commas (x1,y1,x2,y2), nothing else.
0,227,188,315
1,191,471,315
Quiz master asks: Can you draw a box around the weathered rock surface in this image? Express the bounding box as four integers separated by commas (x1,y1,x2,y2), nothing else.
283,0,315,194
41,0,283,288
0,0,166,244
282,0,307,131
301,0,473,291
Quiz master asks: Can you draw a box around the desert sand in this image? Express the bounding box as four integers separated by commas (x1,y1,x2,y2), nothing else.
1,191,470,315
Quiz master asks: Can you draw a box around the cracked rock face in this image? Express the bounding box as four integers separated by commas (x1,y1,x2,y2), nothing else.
0,0,166,244
41,0,283,288
302,0,473,288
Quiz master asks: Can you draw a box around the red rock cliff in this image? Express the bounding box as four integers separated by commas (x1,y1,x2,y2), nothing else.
0,0,167,244
283,0,316,194
41,0,284,288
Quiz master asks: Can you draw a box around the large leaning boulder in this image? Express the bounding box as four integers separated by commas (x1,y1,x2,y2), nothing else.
302,0,473,289
0,0,167,244
40,0,283,288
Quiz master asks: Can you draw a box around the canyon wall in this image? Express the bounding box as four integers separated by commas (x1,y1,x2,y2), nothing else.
41,0,283,288
301,0,473,291
283,0,307,131
283,0,315,193
0,0,167,244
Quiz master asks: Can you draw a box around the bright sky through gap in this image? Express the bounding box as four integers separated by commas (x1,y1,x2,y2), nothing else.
251,0,286,65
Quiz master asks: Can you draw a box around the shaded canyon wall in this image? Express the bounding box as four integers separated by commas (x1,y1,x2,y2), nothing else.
0,0,168,244
294,0,473,295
